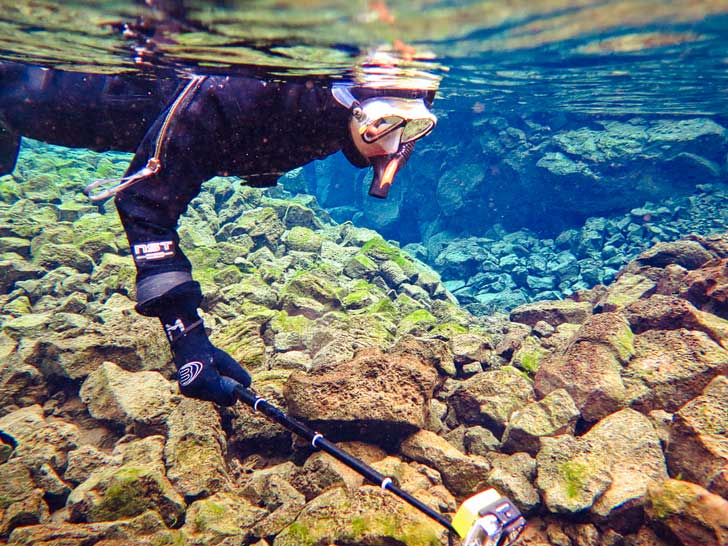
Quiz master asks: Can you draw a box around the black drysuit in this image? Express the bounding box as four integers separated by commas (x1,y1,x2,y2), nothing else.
0,62,350,316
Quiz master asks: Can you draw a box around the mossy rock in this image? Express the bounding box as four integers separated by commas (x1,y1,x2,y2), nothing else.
0,178,23,202
360,237,417,275
275,486,444,546
186,245,222,270
512,336,550,375
430,322,469,338
0,236,31,257
30,223,75,255
282,271,340,308
77,233,119,263
72,212,124,241
398,309,438,335
286,226,323,252
90,253,136,297
211,264,244,286
185,492,267,539
213,316,267,368
67,465,185,527
340,280,383,310
33,243,95,274
343,253,379,279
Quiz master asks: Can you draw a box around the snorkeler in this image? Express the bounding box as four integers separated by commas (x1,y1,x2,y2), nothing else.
0,62,438,406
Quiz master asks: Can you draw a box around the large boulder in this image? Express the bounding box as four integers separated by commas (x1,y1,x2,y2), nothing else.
509,299,593,327
623,329,728,412
275,486,446,546
400,429,491,497
535,341,626,423
645,479,728,546
501,389,580,456
666,375,728,498
164,398,230,498
79,362,174,428
448,366,534,437
536,409,667,524
636,240,713,270
67,464,185,527
625,295,728,349
284,346,438,443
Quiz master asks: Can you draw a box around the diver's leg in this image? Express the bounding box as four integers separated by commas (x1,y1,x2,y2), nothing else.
114,154,208,316
0,125,20,176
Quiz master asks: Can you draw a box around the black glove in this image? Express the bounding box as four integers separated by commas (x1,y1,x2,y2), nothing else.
160,308,251,406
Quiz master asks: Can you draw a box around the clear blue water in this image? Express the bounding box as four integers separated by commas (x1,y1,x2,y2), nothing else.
2,0,728,313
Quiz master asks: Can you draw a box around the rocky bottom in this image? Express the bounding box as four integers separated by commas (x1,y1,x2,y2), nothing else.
0,143,727,545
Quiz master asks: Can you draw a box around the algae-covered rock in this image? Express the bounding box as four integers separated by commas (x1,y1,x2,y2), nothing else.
275,486,445,546
165,398,230,497
79,362,174,427
597,273,657,312
245,473,306,537
448,366,535,437
285,225,323,252
666,375,728,498
510,299,593,327
67,464,185,526
400,429,490,497
586,409,668,526
535,435,612,514
90,252,136,298
285,346,438,441
626,294,728,348
184,491,267,541
0,253,44,292
218,206,285,248
0,405,79,472
0,459,34,502
65,445,122,486
623,329,728,412
535,340,627,422
0,487,49,537
645,479,728,546
32,242,95,273
510,334,550,374
501,389,580,455
6,511,176,545
486,452,539,514
213,313,269,368
291,445,382,501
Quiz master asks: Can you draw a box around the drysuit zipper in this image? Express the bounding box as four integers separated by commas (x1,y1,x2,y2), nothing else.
84,75,207,202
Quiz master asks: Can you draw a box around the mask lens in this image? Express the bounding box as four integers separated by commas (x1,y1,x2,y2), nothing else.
362,116,404,143
401,118,434,143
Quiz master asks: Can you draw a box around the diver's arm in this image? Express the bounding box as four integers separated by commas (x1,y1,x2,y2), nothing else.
114,80,251,404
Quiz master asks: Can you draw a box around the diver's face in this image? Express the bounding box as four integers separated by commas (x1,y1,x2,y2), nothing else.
348,96,437,198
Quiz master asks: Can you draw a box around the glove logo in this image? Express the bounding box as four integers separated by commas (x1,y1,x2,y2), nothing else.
178,361,204,387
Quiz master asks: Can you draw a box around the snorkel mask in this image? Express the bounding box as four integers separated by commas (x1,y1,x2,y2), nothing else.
333,82,437,198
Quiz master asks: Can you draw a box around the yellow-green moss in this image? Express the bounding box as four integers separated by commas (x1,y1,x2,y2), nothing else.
285,521,313,545
430,322,469,337
559,461,589,500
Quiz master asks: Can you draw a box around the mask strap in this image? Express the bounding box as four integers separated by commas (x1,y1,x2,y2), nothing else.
332,83,359,110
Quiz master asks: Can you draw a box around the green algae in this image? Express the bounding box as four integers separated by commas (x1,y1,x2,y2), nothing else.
399,309,437,333
559,460,589,500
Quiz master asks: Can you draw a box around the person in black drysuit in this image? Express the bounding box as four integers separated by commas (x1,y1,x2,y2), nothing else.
0,61,438,406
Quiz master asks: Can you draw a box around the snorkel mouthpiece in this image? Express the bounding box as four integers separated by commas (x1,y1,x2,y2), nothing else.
369,140,415,198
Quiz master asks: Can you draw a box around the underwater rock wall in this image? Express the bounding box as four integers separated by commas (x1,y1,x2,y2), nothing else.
1,142,727,546
295,113,728,312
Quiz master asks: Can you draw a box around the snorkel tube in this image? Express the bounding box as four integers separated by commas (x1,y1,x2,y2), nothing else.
369,139,415,198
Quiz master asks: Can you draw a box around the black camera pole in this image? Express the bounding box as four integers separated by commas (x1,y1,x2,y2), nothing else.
232,384,458,536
